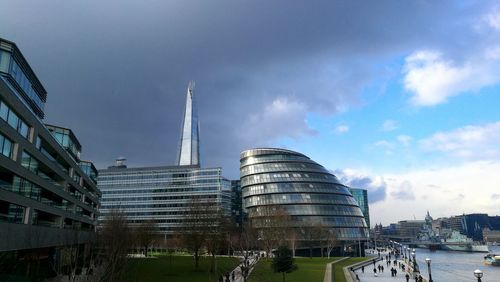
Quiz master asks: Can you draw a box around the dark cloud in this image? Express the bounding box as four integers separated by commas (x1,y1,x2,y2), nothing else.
0,1,492,178
391,180,415,200
334,170,387,204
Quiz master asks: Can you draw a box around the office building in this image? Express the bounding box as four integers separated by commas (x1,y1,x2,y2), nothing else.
0,38,100,260
240,148,369,253
98,83,231,233
349,188,370,228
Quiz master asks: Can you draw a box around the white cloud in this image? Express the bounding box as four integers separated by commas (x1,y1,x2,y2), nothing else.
485,9,500,30
419,121,500,160
241,97,317,144
373,140,394,149
381,119,398,131
335,124,349,134
397,135,412,147
403,50,499,106
370,161,500,225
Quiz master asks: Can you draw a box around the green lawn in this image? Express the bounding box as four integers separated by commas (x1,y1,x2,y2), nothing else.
125,255,240,282
331,257,371,282
248,257,341,282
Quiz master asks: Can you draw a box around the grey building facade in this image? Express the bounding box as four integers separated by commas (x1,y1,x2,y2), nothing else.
0,38,100,256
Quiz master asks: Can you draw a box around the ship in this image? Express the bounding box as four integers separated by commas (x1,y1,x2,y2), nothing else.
413,212,489,253
440,231,489,252
484,254,500,266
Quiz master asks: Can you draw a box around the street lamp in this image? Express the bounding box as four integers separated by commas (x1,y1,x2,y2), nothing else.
425,258,433,282
474,269,483,282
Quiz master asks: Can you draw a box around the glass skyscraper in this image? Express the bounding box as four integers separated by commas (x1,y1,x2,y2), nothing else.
98,83,232,233
349,188,370,228
240,148,369,241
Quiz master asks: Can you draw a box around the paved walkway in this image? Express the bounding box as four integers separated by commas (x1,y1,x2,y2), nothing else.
224,255,258,282
350,250,426,282
324,257,350,282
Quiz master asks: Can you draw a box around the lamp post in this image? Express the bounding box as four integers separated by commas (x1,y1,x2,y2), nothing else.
425,258,433,282
474,269,483,282
412,250,420,279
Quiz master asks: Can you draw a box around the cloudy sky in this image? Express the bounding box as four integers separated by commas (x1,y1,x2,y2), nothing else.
1,1,500,225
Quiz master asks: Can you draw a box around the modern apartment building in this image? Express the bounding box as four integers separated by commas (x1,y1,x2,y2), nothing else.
97,83,232,234
0,38,100,258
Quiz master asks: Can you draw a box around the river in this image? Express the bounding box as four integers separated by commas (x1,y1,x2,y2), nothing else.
411,245,500,281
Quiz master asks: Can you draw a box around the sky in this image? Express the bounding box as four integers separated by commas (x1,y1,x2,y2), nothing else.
1,1,499,225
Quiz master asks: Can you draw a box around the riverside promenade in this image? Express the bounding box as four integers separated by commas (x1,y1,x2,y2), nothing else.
348,249,427,282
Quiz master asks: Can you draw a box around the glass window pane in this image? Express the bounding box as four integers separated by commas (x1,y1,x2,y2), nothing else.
7,110,18,129
2,138,12,158
0,101,8,121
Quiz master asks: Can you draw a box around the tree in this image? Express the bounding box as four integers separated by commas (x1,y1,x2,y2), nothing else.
325,229,338,259
133,219,159,257
271,246,297,282
97,208,131,282
180,197,214,269
254,205,292,257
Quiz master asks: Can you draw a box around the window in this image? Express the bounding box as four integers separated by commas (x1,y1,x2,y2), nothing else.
0,133,13,158
21,151,39,173
0,100,30,139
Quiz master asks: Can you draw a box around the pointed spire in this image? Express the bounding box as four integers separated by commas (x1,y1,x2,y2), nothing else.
177,81,200,166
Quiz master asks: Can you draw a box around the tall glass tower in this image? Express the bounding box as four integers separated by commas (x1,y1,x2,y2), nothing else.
177,82,200,166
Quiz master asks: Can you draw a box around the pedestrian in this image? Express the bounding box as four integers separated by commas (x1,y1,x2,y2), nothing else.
373,267,377,274
356,273,360,281
394,269,397,276
232,271,235,281
381,265,384,272
361,265,364,273
225,272,230,282
418,275,423,282
405,273,410,282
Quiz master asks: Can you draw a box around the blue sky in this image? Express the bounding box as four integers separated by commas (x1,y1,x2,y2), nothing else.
1,1,500,225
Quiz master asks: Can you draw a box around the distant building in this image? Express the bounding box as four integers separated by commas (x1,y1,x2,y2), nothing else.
396,220,425,239
349,188,370,228
97,84,231,233
98,162,231,233
231,180,243,228
0,38,99,263
240,148,368,256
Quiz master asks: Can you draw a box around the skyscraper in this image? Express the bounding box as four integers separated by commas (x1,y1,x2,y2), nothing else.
177,82,200,166
98,82,231,234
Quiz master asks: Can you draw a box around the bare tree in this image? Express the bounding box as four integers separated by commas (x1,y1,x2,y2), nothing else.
325,229,338,259
133,219,159,257
97,208,131,282
253,205,292,257
180,197,213,269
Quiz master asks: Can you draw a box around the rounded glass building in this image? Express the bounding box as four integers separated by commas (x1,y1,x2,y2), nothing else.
240,148,368,242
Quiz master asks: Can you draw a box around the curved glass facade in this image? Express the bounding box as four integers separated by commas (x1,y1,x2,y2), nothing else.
241,148,369,241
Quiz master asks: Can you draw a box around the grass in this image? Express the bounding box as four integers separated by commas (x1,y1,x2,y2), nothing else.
331,257,372,282
248,257,341,282
125,255,240,282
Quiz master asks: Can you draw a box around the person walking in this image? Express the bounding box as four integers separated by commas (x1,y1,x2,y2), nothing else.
405,273,410,282
361,265,364,273
355,274,360,281
231,271,235,281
